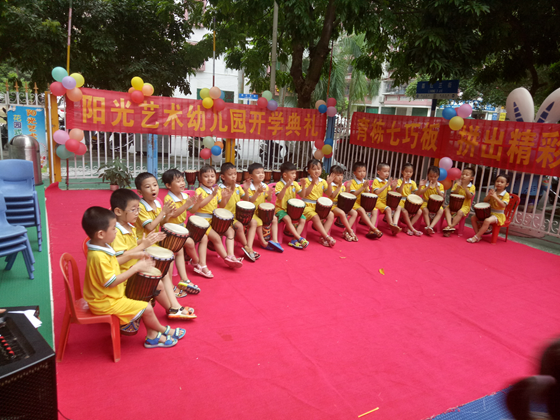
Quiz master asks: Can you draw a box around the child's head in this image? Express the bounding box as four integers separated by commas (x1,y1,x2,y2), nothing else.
495,172,511,191
220,162,237,185
135,172,159,201
82,206,117,243
330,165,344,184
199,165,217,187
461,166,475,184
377,162,390,180
280,161,297,181
306,159,323,177
427,165,440,183
352,161,367,180
162,169,185,194
401,163,414,180
248,162,264,183
110,189,141,225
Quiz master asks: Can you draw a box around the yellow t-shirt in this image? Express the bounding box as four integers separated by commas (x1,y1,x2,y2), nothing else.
397,179,418,208
243,181,270,208
219,184,243,214
275,179,302,213
195,185,222,219
164,191,191,225
301,177,328,219
135,198,162,241
111,222,138,271
349,178,368,207
420,181,444,209
490,190,510,226
330,183,346,206
450,182,476,215
371,177,390,204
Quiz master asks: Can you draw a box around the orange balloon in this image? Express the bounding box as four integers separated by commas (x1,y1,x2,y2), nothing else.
142,83,154,96
128,87,135,94
214,141,223,149
442,179,453,190
66,87,83,102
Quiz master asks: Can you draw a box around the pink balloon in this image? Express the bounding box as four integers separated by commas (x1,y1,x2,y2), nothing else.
327,98,337,107
130,90,144,104
50,82,66,96
69,128,84,141
326,106,337,117
314,139,324,149
213,98,226,112
75,143,88,156
257,97,268,109
314,150,324,159
65,138,80,153
53,130,69,144
456,103,472,119
439,157,453,171
447,167,462,180
200,148,212,160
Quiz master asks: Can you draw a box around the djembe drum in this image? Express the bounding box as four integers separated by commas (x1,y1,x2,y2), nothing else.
427,194,444,214
161,223,189,253
449,194,465,213
186,216,210,243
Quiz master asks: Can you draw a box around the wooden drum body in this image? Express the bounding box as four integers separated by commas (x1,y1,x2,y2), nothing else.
474,202,491,220
449,194,465,213
186,216,210,243
146,246,174,277
386,191,402,210
185,170,198,187
404,194,423,214
236,201,256,226
125,267,162,302
258,203,275,227
272,170,282,182
360,193,378,212
161,223,189,253
316,197,333,220
212,208,234,236
286,198,305,221
337,192,356,214
427,194,444,213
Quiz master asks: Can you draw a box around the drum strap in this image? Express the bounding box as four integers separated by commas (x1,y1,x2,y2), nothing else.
302,199,316,204
194,212,212,219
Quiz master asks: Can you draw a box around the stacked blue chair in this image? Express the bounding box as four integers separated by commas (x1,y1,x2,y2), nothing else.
0,160,42,251
0,192,34,279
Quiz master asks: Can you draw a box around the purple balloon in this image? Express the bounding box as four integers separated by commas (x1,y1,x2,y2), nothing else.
62,76,77,90
267,99,278,111
53,130,69,145
327,106,337,117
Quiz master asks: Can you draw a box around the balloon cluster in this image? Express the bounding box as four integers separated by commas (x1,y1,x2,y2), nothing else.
256,90,278,111
313,138,334,160
442,104,472,131
438,157,462,190
200,87,226,112
200,136,223,164
50,67,85,102
53,128,88,159
128,77,154,104
315,98,337,117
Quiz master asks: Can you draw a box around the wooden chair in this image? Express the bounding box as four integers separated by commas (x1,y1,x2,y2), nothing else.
57,253,121,363
490,193,520,244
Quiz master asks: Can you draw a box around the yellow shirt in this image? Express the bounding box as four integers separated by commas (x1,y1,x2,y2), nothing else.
371,177,390,204
451,182,476,215
490,190,510,226
349,178,369,206
136,198,162,241
219,184,243,214
164,191,190,225
275,179,302,212
422,182,444,201
302,177,328,202
195,185,221,219
396,179,418,198
243,181,269,208
330,183,346,205
111,222,138,272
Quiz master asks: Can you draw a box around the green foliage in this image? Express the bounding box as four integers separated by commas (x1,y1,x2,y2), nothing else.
97,158,132,188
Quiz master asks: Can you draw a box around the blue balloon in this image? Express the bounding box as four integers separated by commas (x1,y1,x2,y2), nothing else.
318,104,327,114
220,91,225,100
324,138,333,146
438,168,447,181
442,107,457,121
211,145,222,156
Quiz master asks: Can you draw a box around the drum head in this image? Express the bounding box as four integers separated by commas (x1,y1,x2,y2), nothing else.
146,246,173,259
388,191,402,198
214,208,234,219
237,201,256,210
474,203,490,209
450,194,463,199
259,202,275,211
288,198,305,208
339,192,356,200
163,223,189,235
184,170,197,173
188,215,210,229
429,194,443,202
140,267,162,277
361,193,378,199
317,197,333,206
407,194,423,205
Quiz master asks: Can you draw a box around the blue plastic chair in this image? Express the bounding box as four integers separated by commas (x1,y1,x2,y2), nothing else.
0,193,35,266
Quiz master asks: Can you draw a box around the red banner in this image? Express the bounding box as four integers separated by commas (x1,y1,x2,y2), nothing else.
66,88,326,142
350,112,560,177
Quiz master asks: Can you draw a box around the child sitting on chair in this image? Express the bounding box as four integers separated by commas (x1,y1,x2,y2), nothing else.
275,161,308,249
393,163,422,236
371,162,401,235
82,206,185,348
443,166,476,237
328,165,358,242
467,173,510,244
350,161,383,240
417,166,445,236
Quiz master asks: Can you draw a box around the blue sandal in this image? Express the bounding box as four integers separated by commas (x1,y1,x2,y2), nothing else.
268,241,284,253
144,332,177,348
288,239,303,249
163,326,186,340
178,280,201,294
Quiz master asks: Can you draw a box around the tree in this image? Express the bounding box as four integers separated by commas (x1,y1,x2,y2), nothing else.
0,0,213,95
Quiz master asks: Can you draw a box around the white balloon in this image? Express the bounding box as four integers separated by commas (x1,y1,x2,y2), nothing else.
506,87,534,122
535,86,560,124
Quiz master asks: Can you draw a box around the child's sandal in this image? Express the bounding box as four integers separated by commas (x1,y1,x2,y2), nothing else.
177,279,201,294
163,325,186,340
326,236,336,247
193,264,214,278
144,332,177,349
298,237,309,248
173,286,188,298
467,235,481,243
288,239,304,249
224,255,243,268
167,306,197,320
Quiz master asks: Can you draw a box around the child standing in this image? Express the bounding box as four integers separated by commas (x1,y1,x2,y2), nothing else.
371,162,401,235
328,165,358,242
443,167,476,237
350,161,383,240
467,173,510,243
82,206,185,348
275,161,308,249
417,166,445,236
394,163,422,236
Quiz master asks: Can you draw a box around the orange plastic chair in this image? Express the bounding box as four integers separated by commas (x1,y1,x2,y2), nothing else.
82,237,89,258
57,253,121,363
490,193,520,244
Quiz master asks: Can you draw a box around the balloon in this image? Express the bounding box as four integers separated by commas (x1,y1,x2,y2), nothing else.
315,100,326,109
131,77,144,90
262,90,273,101
324,138,333,146
327,106,337,117
56,145,74,160
267,99,278,111
75,142,88,156
220,91,225,100
213,98,226,112
70,73,85,88
211,154,221,164
327,98,337,107
66,87,83,102
214,141,224,149
449,116,464,131
65,138,80,153
69,128,84,141
200,88,210,99
257,97,268,109
318,104,327,114
322,144,333,155
447,167,462,180
50,82,66,96
314,150,324,159
325,152,333,158
200,148,212,160
128,87,135,94
442,179,453,190
62,76,76,90
209,86,221,99
457,103,472,119
202,97,214,109
442,107,457,120
438,168,448,181
142,83,154,96
53,130,69,145
52,67,68,82
314,139,324,149
130,90,144,104
439,157,453,171
211,145,222,156
203,136,214,148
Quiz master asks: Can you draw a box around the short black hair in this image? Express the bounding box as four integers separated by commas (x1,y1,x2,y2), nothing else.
495,172,511,184
377,162,389,171
220,162,235,174
199,164,216,176
402,162,414,171
306,159,323,171
162,169,184,186
428,165,440,176
330,165,344,175
82,206,115,239
352,161,366,172
248,162,264,174
135,172,157,190
280,161,297,173
463,166,475,178
110,189,140,212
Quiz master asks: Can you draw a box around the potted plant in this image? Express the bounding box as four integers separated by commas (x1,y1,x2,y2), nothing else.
97,158,132,190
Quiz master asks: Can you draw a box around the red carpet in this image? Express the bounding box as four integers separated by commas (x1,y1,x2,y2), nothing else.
46,185,560,419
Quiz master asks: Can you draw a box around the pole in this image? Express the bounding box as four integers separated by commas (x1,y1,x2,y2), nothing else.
269,1,278,94
213,17,216,87
66,0,72,73
238,68,244,104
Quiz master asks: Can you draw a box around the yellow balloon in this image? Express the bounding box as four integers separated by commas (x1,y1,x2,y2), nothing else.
449,116,464,131
200,88,210,99
70,73,85,88
202,97,214,109
321,144,332,155
131,76,144,90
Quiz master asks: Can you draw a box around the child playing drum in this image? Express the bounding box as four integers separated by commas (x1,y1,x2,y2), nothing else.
328,165,358,242
417,166,445,236
442,166,476,237
371,162,402,235
350,161,383,240
467,173,510,243
393,163,423,236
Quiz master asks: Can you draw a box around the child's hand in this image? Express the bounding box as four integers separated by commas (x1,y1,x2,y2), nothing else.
148,231,166,245
285,178,293,188
135,257,155,273
326,173,335,184
389,178,398,188
243,179,251,191
419,179,427,188
488,188,496,198
221,187,233,203
299,178,307,188
256,184,265,196
211,186,220,196
163,200,175,216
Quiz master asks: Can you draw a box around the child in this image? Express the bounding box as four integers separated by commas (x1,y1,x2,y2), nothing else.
328,165,358,242
417,166,445,236
442,166,476,237
82,206,185,348
111,189,196,320
275,161,308,249
394,163,422,236
467,172,510,243
219,162,260,261
299,159,336,247
242,162,283,252
189,165,244,268
349,161,383,239
371,162,401,235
